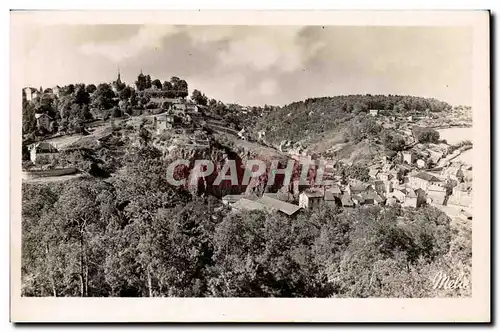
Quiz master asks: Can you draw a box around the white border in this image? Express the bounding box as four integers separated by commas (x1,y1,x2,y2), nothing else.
8,9,491,323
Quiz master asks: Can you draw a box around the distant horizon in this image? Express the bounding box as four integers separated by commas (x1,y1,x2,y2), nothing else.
24,78,470,108
19,25,472,107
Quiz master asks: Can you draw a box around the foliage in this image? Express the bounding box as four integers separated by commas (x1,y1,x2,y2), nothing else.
191,89,208,106
382,131,406,152
412,126,441,144
257,95,452,146
22,172,467,298
90,83,116,111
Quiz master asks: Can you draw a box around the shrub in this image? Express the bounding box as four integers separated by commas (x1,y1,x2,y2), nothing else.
412,126,440,143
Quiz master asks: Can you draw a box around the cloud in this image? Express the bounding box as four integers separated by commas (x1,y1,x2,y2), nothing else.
19,25,473,106
256,79,279,96
185,26,325,73
79,25,179,63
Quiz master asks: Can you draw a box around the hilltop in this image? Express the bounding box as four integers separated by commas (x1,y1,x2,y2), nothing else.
252,94,470,165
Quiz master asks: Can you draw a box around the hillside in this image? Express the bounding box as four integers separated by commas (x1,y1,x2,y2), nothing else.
253,94,454,163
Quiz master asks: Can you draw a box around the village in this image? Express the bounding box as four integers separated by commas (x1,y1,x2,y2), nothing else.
221,147,473,221
22,73,473,222
220,108,473,221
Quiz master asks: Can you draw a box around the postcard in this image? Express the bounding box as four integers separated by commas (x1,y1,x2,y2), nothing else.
10,10,490,322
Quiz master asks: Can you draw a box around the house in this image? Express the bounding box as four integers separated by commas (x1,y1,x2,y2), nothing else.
369,109,379,116
391,188,408,202
29,142,59,164
341,194,355,207
441,165,463,182
386,197,398,206
416,159,427,169
155,114,174,133
378,172,393,182
402,151,416,165
407,115,414,122
346,182,372,196
222,194,244,205
428,149,443,164
23,87,40,101
324,190,342,207
299,190,324,209
427,189,447,205
372,180,388,195
257,195,302,216
391,187,425,208
325,185,342,197
186,102,199,113
448,182,472,207
409,172,443,191
351,191,382,206
35,113,52,131
401,188,418,207
172,103,187,113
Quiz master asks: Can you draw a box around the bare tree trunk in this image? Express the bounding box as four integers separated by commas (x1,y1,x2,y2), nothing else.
79,274,84,297
51,277,57,297
80,230,85,297
85,263,89,297
147,267,153,297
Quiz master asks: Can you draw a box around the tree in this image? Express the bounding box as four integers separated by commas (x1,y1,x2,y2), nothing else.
130,90,138,107
162,81,173,91
22,101,37,136
191,89,208,106
86,84,97,94
74,84,90,105
90,83,116,111
151,79,162,90
176,80,189,99
412,127,440,144
382,131,406,152
119,86,133,100
61,84,75,96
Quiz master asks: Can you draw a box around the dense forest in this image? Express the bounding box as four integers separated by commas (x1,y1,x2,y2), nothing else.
22,145,470,298
255,94,452,145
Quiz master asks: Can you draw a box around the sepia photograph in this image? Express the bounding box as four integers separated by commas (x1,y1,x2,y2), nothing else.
10,10,490,322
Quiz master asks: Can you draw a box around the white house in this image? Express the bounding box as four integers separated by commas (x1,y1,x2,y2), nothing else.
23,87,40,101
402,151,416,165
409,172,443,191
30,142,59,164
299,191,323,209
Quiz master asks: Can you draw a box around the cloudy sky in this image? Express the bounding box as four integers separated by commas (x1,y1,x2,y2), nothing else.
19,25,472,106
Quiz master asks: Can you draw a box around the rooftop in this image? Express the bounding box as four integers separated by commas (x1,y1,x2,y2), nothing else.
231,198,267,212
413,172,442,183
257,195,301,216
301,190,324,198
